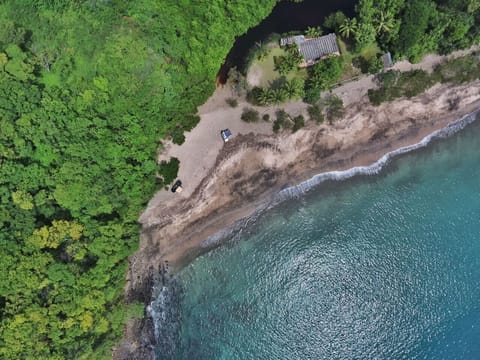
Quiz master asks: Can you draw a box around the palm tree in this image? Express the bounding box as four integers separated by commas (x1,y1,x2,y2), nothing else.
255,88,272,105
266,88,277,104
305,26,322,38
283,81,296,99
374,11,394,34
339,18,358,38
273,88,287,104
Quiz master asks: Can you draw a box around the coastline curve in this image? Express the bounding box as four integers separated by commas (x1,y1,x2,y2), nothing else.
200,107,480,250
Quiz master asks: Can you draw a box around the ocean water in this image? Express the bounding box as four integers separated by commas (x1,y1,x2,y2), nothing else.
151,114,480,359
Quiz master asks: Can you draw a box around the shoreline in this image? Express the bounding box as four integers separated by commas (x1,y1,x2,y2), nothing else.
168,102,480,272
201,107,480,253
129,79,480,280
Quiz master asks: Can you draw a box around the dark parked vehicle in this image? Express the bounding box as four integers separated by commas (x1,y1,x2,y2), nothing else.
171,179,183,193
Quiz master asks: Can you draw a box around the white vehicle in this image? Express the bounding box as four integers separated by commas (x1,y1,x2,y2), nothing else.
221,129,232,142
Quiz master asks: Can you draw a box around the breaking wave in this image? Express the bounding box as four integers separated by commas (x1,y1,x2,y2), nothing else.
147,266,182,360
273,109,480,203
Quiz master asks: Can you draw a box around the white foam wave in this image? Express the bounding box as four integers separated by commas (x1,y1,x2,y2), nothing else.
148,275,182,359
272,110,479,204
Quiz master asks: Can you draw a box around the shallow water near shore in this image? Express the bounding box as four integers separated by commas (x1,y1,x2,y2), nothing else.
152,116,480,359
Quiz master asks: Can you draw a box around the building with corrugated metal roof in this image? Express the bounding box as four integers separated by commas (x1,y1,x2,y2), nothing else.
280,33,340,68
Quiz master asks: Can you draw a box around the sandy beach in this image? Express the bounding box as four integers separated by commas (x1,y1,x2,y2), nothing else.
135,79,480,271
115,47,480,358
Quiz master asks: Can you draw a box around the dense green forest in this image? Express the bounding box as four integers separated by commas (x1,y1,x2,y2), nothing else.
0,1,277,358
352,0,480,62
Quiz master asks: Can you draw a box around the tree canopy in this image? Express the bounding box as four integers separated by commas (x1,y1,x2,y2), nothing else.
0,0,277,358
352,0,480,62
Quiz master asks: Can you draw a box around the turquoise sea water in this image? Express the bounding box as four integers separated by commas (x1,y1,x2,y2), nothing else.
152,115,480,359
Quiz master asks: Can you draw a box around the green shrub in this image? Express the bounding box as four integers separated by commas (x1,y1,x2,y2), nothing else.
303,88,321,104
262,113,270,121
304,56,343,103
434,56,480,84
183,114,201,132
323,94,345,124
370,56,480,106
292,115,305,132
227,67,248,96
367,88,386,106
395,70,434,98
307,104,324,123
241,107,260,122
171,126,186,145
273,109,292,132
273,119,282,133
226,97,238,107
367,56,384,74
324,11,347,32
158,157,180,185
368,69,435,105
247,87,263,105
377,70,400,88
